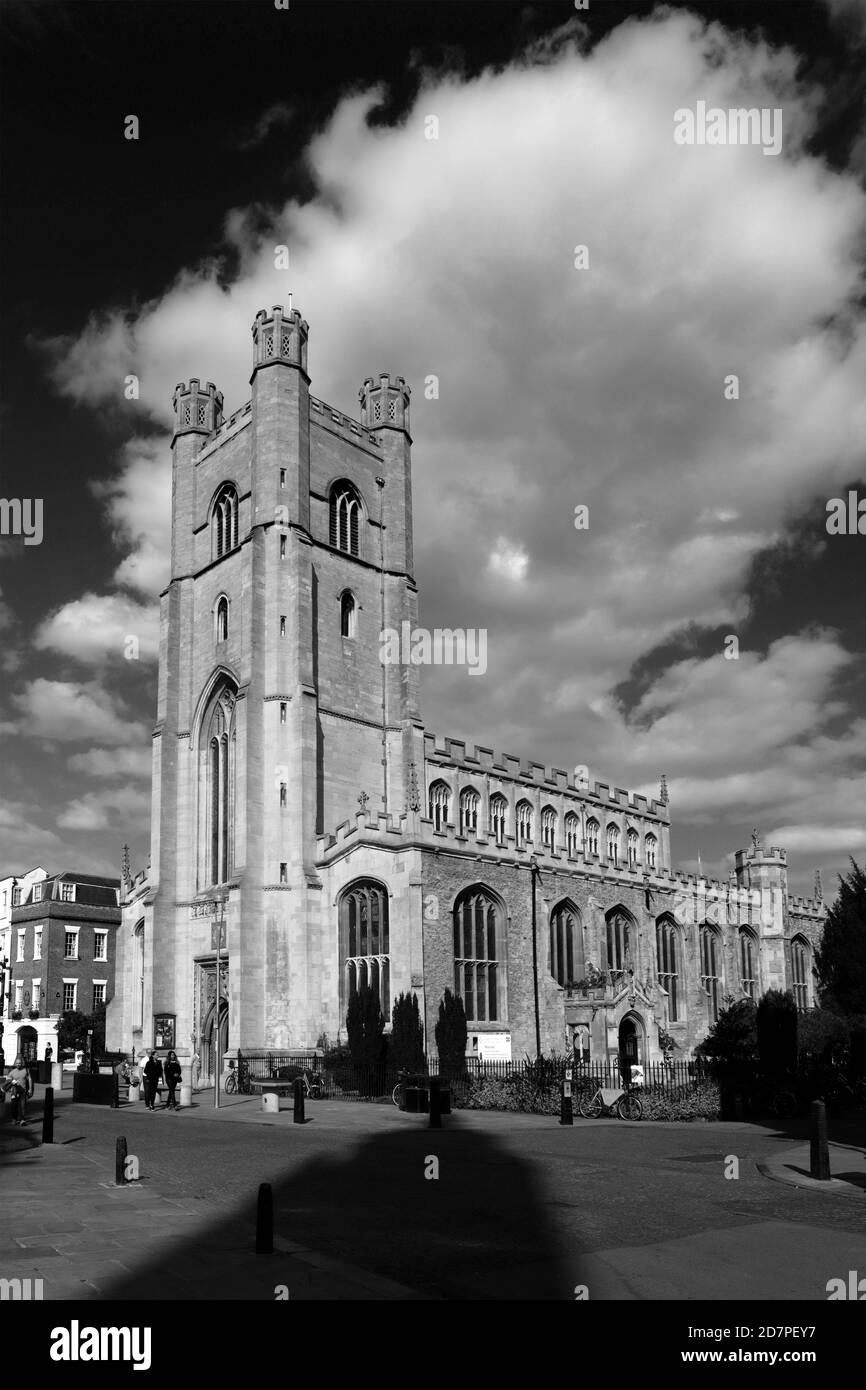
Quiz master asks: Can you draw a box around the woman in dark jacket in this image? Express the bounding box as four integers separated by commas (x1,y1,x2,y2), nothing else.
164,1050,183,1110
141,1049,163,1110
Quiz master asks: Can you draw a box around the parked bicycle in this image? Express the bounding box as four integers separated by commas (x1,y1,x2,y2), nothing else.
223,1062,251,1095
578,1083,643,1121
743,1081,797,1119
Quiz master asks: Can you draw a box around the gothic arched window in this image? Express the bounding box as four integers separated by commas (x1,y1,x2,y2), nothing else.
606,908,631,984
329,481,362,556
340,591,356,638
565,813,579,857
429,781,450,831
699,924,722,1022
627,828,639,866
645,833,658,870
212,484,239,559
341,880,390,1021
453,888,502,1023
607,824,620,866
460,788,479,836
550,900,584,987
585,818,600,856
516,800,533,848
489,795,507,844
215,596,229,643
199,683,237,888
541,806,557,853
739,928,758,999
791,936,811,1012
656,916,681,1021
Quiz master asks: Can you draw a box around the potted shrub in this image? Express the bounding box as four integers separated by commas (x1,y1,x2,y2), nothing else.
11,1010,22,1021
28,1009,40,1020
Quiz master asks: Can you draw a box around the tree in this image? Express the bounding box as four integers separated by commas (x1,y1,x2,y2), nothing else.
757,989,798,1075
695,999,757,1065
58,1010,91,1053
390,992,425,1072
345,984,385,1070
797,1007,850,1064
434,988,467,1081
816,859,866,1018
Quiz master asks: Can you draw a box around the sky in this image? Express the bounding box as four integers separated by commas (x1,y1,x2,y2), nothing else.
0,0,864,897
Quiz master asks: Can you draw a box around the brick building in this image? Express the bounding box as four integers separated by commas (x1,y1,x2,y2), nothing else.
6,872,120,1063
108,304,825,1081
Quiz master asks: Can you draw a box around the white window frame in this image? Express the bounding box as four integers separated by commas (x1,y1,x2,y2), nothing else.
61,881,75,903
92,979,107,1009
93,931,108,962
62,979,78,1012
17,928,25,961
64,927,80,960
32,883,43,903
33,926,42,960
14,981,24,1011
31,978,41,1011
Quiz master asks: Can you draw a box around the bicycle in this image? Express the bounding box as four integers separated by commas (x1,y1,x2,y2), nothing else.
744,1083,797,1119
223,1063,252,1095
578,1083,643,1121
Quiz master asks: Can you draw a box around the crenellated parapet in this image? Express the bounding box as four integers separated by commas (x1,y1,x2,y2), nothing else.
251,304,309,376
172,378,224,441
421,731,669,817
359,373,411,437
310,394,383,451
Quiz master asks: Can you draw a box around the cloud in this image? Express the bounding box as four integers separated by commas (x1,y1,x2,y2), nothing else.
230,102,295,150
30,8,866,882
34,592,159,666
10,679,143,745
67,746,152,780
487,538,529,584
56,783,150,832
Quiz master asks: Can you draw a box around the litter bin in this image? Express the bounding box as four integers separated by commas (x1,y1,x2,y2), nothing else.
403,1086,429,1113
38,1061,51,1085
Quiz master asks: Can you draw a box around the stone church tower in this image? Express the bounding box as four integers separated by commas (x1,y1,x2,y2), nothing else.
109,304,825,1083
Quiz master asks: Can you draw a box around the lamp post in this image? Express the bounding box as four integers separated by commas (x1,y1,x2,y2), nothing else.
529,856,542,1060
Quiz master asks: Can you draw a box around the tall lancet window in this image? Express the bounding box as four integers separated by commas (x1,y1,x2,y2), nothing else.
200,683,237,888
212,484,239,559
329,481,362,556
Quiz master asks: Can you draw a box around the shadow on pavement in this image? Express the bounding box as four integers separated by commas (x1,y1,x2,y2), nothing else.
102,1118,582,1300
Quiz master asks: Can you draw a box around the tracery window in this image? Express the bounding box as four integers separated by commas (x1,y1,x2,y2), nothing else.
212,485,239,559
516,800,533,848
606,908,631,985
460,789,479,836
585,818,600,856
607,824,620,866
739,929,758,1000
453,888,501,1023
200,684,237,887
627,828,639,867
645,833,658,870
700,925,722,1023
489,795,507,844
550,901,584,987
565,813,580,856
341,880,390,1021
791,937,810,1012
656,916,681,1021
541,807,556,853
329,481,361,556
429,781,450,831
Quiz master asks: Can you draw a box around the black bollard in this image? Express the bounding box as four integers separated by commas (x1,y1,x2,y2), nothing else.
560,1078,574,1126
42,1086,54,1145
429,1076,442,1129
810,1099,831,1181
256,1182,273,1254
115,1136,128,1186
110,1074,119,1110
293,1078,305,1124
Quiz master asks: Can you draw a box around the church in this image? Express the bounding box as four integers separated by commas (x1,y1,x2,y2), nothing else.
107,304,825,1083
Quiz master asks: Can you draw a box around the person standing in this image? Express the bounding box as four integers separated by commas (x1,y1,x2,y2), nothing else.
163,1050,182,1110
3,1054,30,1125
141,1049,163,1110
45,1043,53,1066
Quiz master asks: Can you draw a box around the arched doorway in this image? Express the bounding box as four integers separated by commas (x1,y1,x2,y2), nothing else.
15,1025,38,1065
618,1014,643,1083
200,999,228,1087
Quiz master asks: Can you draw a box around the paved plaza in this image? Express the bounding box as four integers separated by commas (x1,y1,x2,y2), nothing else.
1,1086,864,1301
